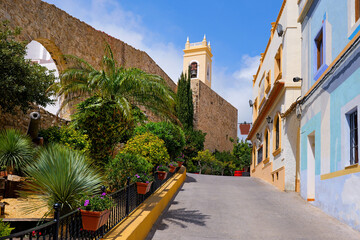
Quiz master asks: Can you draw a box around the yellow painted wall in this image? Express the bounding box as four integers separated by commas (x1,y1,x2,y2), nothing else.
251,161,285,191
183,37,212,88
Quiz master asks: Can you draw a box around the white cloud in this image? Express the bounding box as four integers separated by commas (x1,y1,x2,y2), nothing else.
212,55,260,139
44,0,183,82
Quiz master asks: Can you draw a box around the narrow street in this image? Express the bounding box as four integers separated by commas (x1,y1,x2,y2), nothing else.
146,173,360,240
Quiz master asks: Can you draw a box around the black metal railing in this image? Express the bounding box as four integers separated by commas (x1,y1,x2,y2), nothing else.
0,168,179,240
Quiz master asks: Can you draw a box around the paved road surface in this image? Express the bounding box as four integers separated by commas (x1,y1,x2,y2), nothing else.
146,173,360,240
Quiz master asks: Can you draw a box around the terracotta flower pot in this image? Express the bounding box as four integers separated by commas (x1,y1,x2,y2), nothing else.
177,161,184,167
136,181,152,194
157,171,168,180
169,165,176,173
239,123,251,135
80,209,110,231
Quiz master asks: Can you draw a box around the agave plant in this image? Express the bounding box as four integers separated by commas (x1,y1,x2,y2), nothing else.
0,129,34,174
22,144,103,215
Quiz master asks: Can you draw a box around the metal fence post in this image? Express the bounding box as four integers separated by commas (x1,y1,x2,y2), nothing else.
53,203,61,240
126,177,130,215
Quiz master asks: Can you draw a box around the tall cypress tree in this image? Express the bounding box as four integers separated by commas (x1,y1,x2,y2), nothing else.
176,70,193,130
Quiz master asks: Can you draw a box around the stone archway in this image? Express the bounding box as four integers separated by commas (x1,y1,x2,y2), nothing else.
0,0,175,91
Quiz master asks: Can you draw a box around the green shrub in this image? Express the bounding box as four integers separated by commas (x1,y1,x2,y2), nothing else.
134,122,185,160
0,129,34,174
105,153,152,190
72,97,134,167
0,219,14,237
121,132,170,167
22,144,102,215
232,139,252,170
192,150,216,174
39,126,90,154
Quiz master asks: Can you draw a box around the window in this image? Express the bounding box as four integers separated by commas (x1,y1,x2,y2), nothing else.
313,18,331,81
207,64,210,81
274,45,282,81
341,96,360,169
253,97,258,121
356,0,360,22
264,129,270,162
315,30,323,70
348,0,360,39
190,62,198,78
349,110,358,165
275,117,280,149
257,146,263,164
265,70,271,94
273,114,281,156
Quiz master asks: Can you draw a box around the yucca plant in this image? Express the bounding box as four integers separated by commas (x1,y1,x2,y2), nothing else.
0,129,34,174
22,144,103,215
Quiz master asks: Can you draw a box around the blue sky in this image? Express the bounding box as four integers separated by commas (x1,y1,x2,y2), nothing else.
44,0,283,136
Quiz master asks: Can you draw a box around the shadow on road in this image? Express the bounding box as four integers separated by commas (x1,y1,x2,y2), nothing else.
185,175,197,183
146,208,210,239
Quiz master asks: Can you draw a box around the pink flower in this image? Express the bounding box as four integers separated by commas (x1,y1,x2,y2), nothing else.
84,200,90,206
101,192,106,196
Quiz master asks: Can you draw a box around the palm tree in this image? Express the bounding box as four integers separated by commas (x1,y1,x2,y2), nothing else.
0,129,34,174
52,44,176,122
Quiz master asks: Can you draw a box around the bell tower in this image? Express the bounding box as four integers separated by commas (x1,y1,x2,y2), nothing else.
183,35,213,88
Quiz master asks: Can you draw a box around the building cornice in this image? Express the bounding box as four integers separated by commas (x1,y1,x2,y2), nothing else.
183,46,213,58
247,81,285,140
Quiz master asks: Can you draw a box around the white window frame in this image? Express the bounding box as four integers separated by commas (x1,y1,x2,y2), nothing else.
348,0,360,39
341,95,360,167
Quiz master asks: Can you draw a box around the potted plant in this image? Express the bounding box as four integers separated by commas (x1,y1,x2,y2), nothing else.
80,193,114,231
168,162,177,173
176,153,185,167
156,165,169,180
132,173,154,194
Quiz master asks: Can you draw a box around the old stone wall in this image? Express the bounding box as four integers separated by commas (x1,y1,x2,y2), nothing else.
0,0,176,90
191,80,238,152
0,106,69,134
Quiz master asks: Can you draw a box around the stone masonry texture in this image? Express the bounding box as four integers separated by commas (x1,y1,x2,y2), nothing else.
191,79,238,152
0,0,238,152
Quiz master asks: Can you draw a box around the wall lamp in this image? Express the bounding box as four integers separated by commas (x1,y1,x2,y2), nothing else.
266,116,273,124
249,100,253,107
293,77,303,82
276,24,284,37
256,132,262,140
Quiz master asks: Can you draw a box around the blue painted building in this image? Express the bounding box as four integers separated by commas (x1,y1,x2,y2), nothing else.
298,0,360,231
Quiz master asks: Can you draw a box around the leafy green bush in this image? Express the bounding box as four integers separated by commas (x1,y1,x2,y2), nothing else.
134,122,185,160
121,132,170,167
0,129,34,174
39,126,90,154
232,139,252,170
0,21,55,114
105,153,152,190
0,219,14,237
22,144,102,215
192,150,217,174
72,97,134,166
214,150,238,176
